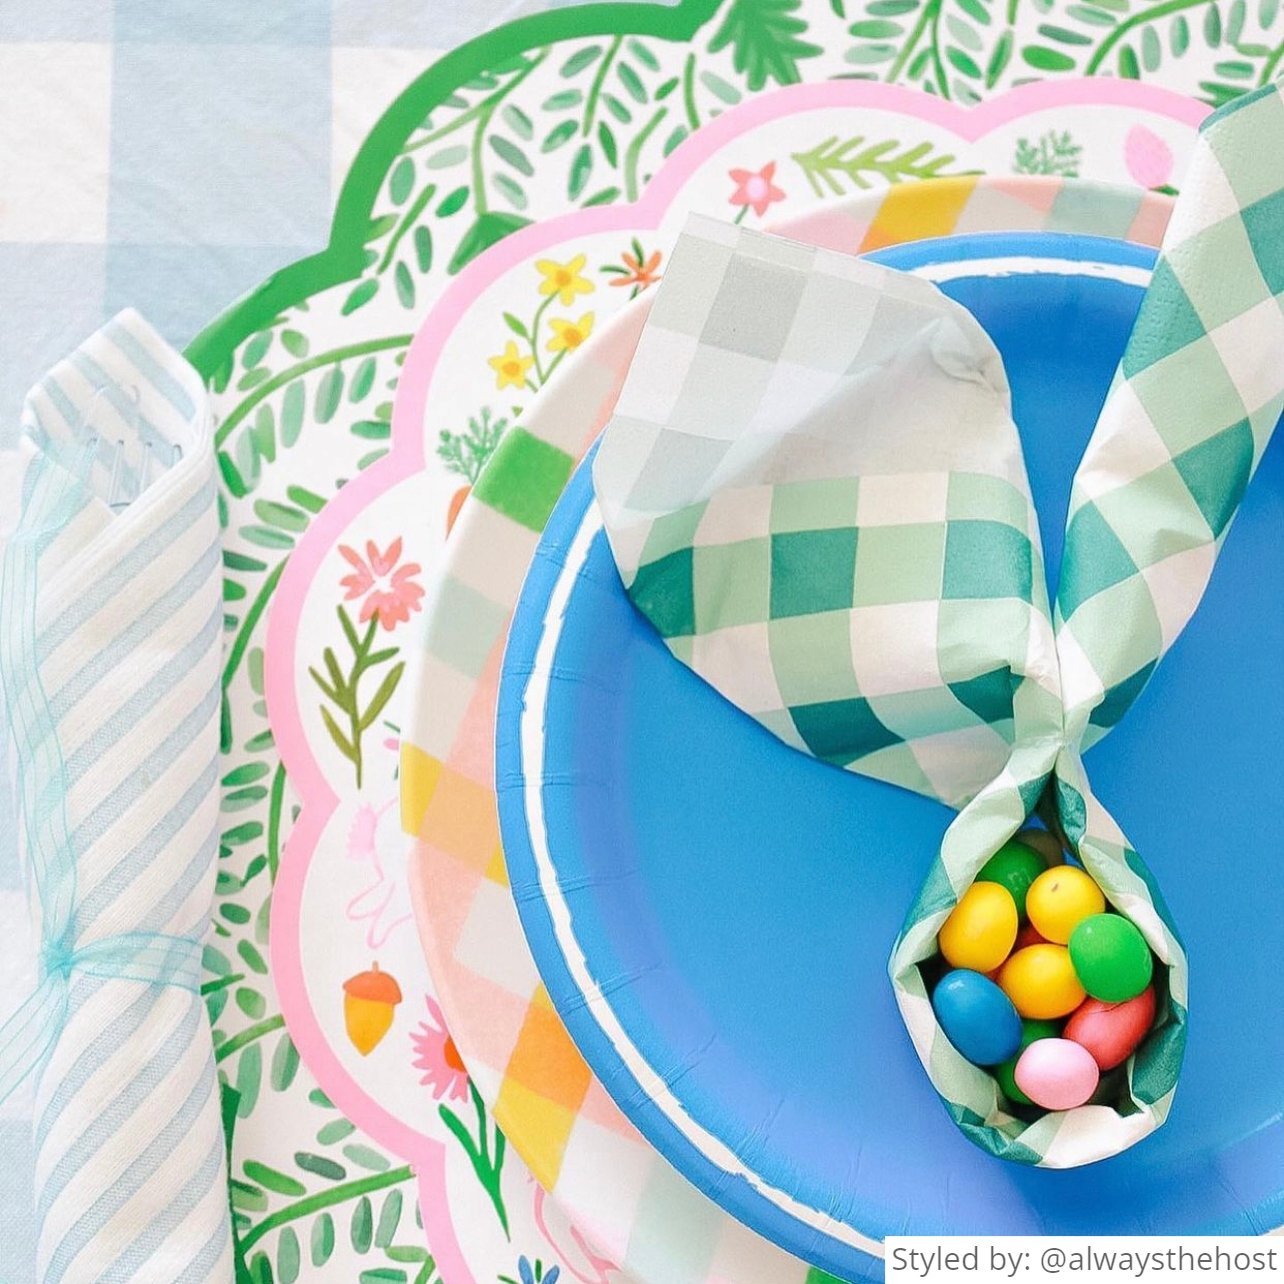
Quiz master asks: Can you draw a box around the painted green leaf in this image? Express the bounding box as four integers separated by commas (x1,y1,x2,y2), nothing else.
359,1272,407,1284
1204,3,1222,46
560,45,602,77
243,1161,306,1197
1141,25,1162,72
315,367,345,423
490,134,535,177
956,0,991,23
254,500,308,532
700,70,743,103
447,211,533,275
277,1227,301,1284
238,939,269,975
342,280,380,316
618,61,647,103
493,173,529,211
1171,14,1190,53
603,92,633,124
946,46,982,77
436,186,470,217
295,1151,347,1180
568,143,594,198
237,367,272,392
375,1189,404,1248
947,14,983,51
352,419,392,440
350,356,377,403
663,125,689,155
250,1251,274,1284
280,381,305,447
1119,44,1141,78
426,145,468,170
242,330,273,370
598,120,619,167
413,225,433,274
317,1119,356,1145
542,119,579,152
986,30,1013,86
344,1143,392,1172
236,987,267,1019
235,1044,262,1117
389,157,416,206
1023,45,1077,72
501,103,534,139
395,261,416,308
583,186,621,206
351,1195,374,1253
311,1213,335,1267
271,1031,300,1089
708,0,824,91
542,88,582,110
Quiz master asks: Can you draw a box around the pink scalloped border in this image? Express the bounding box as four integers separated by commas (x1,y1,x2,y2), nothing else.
262,77,1210,1282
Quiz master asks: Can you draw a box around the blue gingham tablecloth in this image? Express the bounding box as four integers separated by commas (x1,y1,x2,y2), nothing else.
0,4,628,1276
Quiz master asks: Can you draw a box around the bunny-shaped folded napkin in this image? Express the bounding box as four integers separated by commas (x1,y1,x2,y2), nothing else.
0,312,233,1279
593,83,1284,1166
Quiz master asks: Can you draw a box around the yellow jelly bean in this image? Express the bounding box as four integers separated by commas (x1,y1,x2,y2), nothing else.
938,882,1019,973
1025,865,1106,944
998,944,1086,1019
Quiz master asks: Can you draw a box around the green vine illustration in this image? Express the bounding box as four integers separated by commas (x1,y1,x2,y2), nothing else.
440,1081,510,1238
309,606,406,791
792,135,965,194
1013,129,1084,176
439,409,510,485
708,0,824,89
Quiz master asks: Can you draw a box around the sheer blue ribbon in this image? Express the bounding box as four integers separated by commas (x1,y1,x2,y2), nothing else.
0,439,202,1105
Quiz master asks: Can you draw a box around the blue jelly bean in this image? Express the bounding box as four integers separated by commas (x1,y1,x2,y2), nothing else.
932,969,1023,1066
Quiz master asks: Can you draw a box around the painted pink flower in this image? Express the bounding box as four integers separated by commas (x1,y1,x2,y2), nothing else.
339,537,424,631
1125,125,1175,192
410,996,469,1102
729,161,786,217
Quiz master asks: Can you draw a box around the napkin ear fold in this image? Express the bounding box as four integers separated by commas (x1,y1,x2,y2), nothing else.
594,217,1059,808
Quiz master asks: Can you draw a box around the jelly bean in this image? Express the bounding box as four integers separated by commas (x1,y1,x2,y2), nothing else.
1026,866,1105,944
976,841,1047,919
999,944,1086,1019
1014,1038,1100,1111
1068,914,1154,1003
995,1018,1061,1105
1064,986,1157,1070
933,970,1023,1067
939,882,1019,973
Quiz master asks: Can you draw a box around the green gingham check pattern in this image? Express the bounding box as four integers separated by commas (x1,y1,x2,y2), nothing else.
593,82,1284,1168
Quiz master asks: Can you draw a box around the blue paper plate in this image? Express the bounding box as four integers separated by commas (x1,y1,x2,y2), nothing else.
496,233,1284,1281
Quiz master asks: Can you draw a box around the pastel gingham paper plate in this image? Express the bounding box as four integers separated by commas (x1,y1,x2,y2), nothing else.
400,173,1185,1284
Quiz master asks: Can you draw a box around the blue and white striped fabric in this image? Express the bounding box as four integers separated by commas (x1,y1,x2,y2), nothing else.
0,311,232,1283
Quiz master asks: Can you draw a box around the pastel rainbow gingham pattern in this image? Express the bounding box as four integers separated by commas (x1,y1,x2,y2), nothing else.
401,177,1175,1280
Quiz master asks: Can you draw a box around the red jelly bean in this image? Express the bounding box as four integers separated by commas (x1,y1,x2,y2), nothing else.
1063,985,1157,1071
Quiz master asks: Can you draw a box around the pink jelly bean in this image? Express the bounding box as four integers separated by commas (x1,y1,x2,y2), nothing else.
1013,1037,1100,1111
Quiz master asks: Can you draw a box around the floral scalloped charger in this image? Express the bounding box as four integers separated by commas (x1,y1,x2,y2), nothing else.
181,0,1284,1280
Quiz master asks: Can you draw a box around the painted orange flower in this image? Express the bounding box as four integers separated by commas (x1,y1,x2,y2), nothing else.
488,340,534,391
547,313,595,353
610,248,662,290
410,996,469,1102
729,161,786,218
339,537,424,631
536,254,594,307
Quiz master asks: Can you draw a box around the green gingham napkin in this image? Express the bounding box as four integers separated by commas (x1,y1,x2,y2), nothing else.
593,83,1284,1167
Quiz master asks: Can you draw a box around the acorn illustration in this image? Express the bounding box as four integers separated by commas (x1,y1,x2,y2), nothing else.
343,963,403,1055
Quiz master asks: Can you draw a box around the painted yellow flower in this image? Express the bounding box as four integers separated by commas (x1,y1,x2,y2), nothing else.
536,254,594,307
547,313,595,354
488,341,533,390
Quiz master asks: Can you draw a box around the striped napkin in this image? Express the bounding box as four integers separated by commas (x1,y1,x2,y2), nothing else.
594,82,1284,1166
0,312,232,1280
